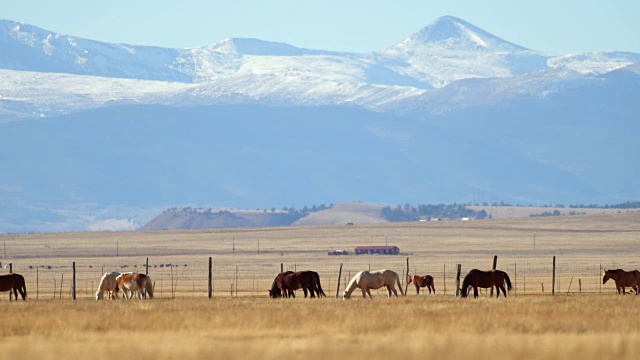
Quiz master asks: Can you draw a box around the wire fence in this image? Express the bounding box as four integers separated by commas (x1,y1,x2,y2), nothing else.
2,254,639,301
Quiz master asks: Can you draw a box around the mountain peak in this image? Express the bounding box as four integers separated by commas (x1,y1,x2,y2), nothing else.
394,15,528,53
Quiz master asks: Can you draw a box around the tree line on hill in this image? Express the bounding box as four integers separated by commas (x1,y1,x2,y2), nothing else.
154,200,639,228
380,204,488,222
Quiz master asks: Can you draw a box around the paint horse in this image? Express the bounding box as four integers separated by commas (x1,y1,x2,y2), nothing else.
460,269,512,298
269,270,325,298
343,269,403,299
115,273,154,300
407,274,435,295
0,273,27,301
95,272,122,300
602,269,640,295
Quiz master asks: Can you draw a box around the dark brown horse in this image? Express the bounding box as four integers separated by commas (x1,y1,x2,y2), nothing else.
269,270,325,298
460,269,512,298
0,273,27,301
407,274,435,295
269,271,295,298
603,269,640,295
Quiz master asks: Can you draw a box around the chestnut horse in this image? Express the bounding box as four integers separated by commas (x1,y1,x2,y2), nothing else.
269,271,295,298
460,269,512,298
0,273,27,301
602,269,640,295
407,274,435,295
269,270,325,298
114,273,154,300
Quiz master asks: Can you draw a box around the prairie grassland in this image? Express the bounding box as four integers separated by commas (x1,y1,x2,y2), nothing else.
1,213,640,358
1,295,639,359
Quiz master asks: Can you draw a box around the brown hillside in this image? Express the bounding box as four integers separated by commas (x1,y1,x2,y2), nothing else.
293,202,387,225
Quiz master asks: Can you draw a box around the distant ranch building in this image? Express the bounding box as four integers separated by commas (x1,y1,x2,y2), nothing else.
354,245,400,255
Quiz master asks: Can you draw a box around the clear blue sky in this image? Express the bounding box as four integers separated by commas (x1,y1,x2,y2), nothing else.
3,0,639,54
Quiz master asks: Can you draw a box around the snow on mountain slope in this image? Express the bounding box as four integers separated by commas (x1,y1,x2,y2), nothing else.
0,69,195,119
0,19,189,82
380,16,550,87
1,16,639,121
0,68,425,120
547,52,640,74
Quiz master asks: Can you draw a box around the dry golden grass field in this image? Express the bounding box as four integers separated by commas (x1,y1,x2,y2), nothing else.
1,212,640,359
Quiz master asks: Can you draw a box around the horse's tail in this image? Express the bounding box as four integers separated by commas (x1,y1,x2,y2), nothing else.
145,276,154,299
504,272,513,291
18,274,27,300
315,272,326,297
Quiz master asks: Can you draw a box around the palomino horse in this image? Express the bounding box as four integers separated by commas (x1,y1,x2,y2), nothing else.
407,274,435,295
115,273,154,300
602,269,640,295
269,271,325,298
460,269,512,298
0,273,27,301
95,272,122,300
343,269,403,299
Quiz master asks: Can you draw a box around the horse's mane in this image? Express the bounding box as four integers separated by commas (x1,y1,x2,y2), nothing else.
461,269,479,296
461,269,477,286
344,271,364,296
97,273,113,292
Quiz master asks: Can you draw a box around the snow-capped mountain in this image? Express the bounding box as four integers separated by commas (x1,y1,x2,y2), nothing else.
1,15,639,122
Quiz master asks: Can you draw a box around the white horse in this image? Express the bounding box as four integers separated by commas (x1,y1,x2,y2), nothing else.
115,273,154,300
95,272,121,300
343,269,404,299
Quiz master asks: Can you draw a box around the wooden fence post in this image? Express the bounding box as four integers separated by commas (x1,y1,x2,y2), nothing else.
552,256,556,296
490,255,497,297
455,264,462,297
146,257,149,275
208,257,212,299
579,279,582,294
280,263,283,273
404,257,409,296
9,263,12,300
72,262,76,300
599,263,602,293
443,264,446,295
335,263,343,298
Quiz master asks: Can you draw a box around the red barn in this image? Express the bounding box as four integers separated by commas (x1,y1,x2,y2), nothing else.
354,246,400,255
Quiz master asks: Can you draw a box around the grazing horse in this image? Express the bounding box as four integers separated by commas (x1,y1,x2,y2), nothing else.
269,271,325,298
407,274,435,295
343,269,403,299
115,273,154,300
460,269,512,298
0,273,27,301
95,272,122,300
602,269,640,295
269,271,295,298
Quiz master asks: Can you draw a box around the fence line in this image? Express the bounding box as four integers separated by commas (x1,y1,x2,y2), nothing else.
2,255,639,300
